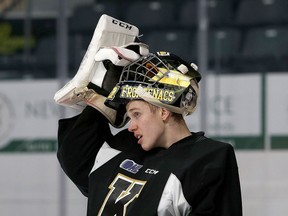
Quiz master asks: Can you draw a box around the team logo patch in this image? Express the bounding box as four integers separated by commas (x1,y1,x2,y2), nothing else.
98,173,146,215
120,159,143,174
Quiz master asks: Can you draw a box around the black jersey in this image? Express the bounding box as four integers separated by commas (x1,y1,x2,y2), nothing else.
57,106,242,216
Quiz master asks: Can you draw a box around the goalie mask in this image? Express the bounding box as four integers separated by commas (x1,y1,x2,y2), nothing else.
105,51,201,116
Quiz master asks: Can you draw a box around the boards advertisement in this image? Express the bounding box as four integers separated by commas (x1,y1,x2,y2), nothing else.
0,74,287,152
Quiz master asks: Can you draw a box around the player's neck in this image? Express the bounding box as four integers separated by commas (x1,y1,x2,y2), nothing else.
164,121,191,149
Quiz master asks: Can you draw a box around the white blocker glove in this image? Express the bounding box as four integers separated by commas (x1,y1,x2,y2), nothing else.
54,14,141,110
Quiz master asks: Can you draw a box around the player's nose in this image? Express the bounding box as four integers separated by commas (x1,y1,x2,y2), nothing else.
128,120,137,132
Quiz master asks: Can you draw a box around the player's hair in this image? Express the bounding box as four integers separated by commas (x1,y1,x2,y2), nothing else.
146,101,184,123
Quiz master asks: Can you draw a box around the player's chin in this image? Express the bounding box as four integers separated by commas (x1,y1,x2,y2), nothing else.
140,143,153,151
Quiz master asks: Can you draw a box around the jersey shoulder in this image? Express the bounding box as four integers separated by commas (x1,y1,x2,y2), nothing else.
108,129,144,154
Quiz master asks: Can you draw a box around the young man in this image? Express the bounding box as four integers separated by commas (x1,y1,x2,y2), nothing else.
56,51,242,216
126,100,192,151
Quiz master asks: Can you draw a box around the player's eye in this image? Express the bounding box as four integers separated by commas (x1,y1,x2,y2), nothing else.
133,112,141,119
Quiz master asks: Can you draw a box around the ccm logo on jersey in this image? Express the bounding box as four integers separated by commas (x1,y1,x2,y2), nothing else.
145,169,159,175
112,19,133,30
120,159,143,174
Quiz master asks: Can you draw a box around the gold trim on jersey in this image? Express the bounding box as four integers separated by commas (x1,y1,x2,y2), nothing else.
98,173,147,216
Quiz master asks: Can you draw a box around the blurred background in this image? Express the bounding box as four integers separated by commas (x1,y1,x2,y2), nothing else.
0,0,287,215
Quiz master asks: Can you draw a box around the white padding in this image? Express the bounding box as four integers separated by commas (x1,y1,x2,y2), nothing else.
94,46,140,66
54,14,139,110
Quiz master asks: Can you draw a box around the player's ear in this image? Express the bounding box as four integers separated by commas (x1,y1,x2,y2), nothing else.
160,108,170,121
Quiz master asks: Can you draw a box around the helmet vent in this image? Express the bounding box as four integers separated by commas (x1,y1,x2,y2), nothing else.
177,64,189,74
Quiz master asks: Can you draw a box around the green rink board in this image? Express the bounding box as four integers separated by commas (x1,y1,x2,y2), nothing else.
0,137,264,152
0,136,287,152
271,136,288,149
210,136,264,150
0,139,57,152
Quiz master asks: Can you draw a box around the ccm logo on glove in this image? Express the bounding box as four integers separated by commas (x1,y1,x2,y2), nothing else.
112,19,133,30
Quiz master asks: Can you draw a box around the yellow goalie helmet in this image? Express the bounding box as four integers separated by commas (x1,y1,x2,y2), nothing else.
105,51,201,116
